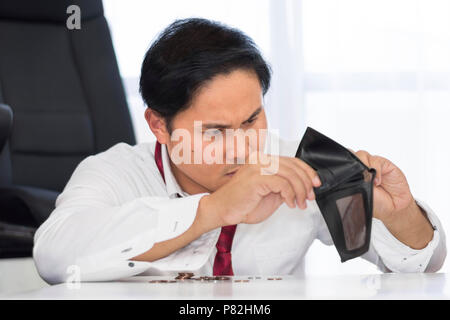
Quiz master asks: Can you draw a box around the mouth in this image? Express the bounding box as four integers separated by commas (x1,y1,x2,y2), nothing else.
225,168,239,176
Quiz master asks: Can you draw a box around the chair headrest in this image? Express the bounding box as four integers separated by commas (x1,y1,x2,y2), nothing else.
0,0,103,23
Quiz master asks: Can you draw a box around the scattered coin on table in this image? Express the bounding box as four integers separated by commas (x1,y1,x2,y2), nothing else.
175,272,194,280
149,273,283,283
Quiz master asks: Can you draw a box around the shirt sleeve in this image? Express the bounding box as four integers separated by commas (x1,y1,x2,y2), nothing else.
368,198,446,273
316,197,446,273
32,155,216,284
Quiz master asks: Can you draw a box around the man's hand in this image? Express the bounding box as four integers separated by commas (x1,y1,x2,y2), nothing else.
350,149,434,249
197,152,322,232
134,152,321,263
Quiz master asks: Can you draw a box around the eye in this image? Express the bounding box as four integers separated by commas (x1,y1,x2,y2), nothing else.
204,129,223,137
245,117,257,125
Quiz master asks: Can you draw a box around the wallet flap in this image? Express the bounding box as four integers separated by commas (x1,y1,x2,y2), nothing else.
295,127,369,195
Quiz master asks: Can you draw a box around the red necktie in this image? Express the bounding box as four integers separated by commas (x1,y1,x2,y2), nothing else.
212,224,237,275
154,141,237,276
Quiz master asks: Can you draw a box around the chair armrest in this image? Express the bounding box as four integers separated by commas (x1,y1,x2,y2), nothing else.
0,105,59,225
0,103,13,152
0,185,59,225
0,185,58,258
0,221,36,258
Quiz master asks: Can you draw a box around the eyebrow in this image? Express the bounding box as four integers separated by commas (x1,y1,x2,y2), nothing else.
202,106,263,130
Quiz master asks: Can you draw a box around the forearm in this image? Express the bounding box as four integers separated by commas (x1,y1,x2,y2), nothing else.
131,195,218,262
382,199,434,250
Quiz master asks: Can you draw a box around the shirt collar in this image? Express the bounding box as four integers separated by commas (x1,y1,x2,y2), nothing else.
160,143,188,198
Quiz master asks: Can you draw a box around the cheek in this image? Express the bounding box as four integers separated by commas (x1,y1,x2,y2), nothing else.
253,116,268,152
184,162,225,188
202,139,223,162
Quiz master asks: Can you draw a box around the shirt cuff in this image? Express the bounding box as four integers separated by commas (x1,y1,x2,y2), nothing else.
123,192,218,274
371,198,441,273
147,227,221,272
141,192,210,243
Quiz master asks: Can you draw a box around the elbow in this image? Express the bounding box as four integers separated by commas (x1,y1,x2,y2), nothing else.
425,241,447,273
33,235,75,285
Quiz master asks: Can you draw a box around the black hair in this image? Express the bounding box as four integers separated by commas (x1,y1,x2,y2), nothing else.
139,17,272,133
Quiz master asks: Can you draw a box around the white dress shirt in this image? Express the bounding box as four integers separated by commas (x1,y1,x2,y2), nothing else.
33,135,446,284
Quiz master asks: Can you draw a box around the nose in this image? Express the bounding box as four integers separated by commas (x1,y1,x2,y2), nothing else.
224,129,256,164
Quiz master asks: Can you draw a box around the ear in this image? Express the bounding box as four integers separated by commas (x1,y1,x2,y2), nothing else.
144,108,170,144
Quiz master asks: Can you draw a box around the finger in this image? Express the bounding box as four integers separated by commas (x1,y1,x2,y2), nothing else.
368,155,385,186
356,151,383,186
275,162,309,208
281,158,315,202
354,150,371,168
265,175,297,209
289,157,322,187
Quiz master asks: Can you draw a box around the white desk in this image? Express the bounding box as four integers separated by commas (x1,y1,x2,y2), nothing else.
6,273,450,299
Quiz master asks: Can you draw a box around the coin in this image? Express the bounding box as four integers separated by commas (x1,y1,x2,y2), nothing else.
175,272,195,280
180,272,194,277
191,276,211,281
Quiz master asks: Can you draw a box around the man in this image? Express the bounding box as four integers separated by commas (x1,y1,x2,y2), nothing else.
33,18,446,284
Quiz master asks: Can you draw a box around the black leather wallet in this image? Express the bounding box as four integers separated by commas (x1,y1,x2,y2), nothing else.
296,127,376,262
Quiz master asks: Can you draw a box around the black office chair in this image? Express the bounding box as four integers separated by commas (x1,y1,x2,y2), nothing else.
0,0,136,258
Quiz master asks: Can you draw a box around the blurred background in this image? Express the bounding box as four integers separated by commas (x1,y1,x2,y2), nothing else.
1,0,449,295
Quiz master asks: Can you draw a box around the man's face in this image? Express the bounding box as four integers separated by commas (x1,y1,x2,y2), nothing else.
166,69,268,193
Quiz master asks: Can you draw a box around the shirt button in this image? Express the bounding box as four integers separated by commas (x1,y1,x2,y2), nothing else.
128,262,135,268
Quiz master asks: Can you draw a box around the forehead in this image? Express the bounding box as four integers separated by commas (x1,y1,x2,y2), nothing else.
177,69,263,123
